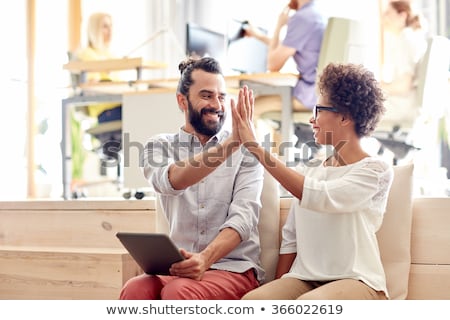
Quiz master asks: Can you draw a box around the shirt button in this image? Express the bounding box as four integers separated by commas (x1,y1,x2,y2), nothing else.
200,204,205,209
200,230,205,235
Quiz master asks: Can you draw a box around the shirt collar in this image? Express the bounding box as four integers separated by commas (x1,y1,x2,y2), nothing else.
177,126,229,147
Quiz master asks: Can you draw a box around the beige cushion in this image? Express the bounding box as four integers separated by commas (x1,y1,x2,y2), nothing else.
376,163,414,299
258,169,281,283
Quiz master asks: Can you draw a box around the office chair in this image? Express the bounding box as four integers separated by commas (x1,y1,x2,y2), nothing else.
372,126,418,165
373,36,450,164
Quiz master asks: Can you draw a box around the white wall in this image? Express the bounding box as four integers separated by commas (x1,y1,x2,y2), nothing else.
0,2,27,199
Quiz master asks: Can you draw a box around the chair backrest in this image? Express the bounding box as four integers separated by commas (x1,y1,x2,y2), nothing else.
317,17,369,75
415,36,450,119
258,169,281,283
376,163,414,299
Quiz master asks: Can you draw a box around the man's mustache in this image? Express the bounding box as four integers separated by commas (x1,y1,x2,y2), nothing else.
201,108,224,117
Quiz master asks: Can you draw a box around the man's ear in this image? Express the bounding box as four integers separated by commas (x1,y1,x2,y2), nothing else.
177,93,187,112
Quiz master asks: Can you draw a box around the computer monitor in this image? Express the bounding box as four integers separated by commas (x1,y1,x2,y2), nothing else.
185,23,227,65
226,19,268,74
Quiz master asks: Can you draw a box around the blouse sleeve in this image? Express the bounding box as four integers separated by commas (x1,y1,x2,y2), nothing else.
300,159,393,214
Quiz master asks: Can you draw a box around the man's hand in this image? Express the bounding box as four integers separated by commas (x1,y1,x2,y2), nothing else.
276,5,291,29
230,97,241,145
169,249,209,281
232,86,258,148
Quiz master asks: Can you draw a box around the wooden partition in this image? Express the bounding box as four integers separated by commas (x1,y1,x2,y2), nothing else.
0,199,157,299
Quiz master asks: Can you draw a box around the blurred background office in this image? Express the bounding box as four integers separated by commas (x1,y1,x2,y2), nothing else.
0,0,448,200
379,0,428,132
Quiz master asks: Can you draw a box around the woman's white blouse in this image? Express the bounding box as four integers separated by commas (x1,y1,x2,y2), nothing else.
280,157,394,296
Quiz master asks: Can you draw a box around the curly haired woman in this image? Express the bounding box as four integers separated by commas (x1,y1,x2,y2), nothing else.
234,63,394,300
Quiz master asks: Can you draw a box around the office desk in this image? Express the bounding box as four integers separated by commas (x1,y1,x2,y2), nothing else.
63,57,167,84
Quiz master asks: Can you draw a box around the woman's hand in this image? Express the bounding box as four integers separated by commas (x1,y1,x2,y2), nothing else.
231,86,258,148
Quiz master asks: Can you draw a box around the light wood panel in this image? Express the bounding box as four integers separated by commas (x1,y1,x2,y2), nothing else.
0,200,156,248
63,57,167,73
26,0,36,198
0,199,155,299
0,246,141,299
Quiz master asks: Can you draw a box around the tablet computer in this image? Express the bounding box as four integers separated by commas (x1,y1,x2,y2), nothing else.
116,232,184,275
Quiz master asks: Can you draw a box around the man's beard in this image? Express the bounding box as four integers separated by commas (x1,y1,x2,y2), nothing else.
187,98,226,137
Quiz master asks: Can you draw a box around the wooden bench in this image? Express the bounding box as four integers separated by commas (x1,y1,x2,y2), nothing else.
279,197,450,300
407,197,450,299
0,199,157,299
1,195,449,299
0,246,139,299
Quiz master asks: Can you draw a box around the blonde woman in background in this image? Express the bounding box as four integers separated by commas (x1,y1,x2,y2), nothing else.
75,12,122,115
75,12,118,83
379,0,427,132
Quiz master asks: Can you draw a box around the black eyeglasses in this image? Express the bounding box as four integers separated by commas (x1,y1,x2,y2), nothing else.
313,104,339,120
